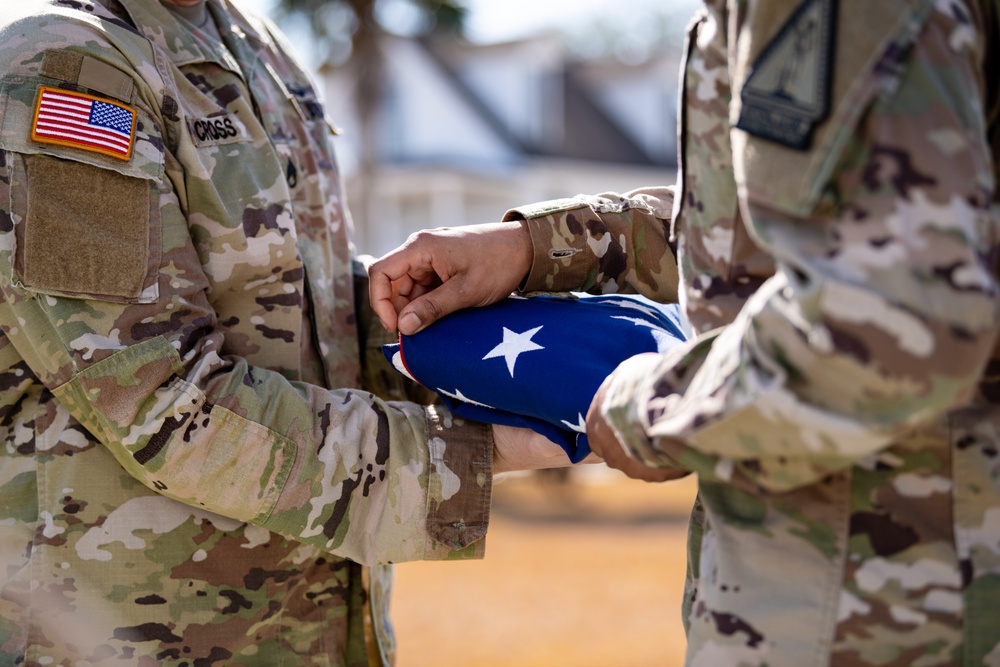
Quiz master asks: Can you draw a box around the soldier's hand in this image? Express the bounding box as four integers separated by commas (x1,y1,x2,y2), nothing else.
586,374,688,483
368,221,532,335
492,424,600,474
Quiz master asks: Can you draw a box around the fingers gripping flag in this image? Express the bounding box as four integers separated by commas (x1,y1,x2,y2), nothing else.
382,294,689,463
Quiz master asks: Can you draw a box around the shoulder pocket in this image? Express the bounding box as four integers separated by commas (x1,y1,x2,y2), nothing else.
1,78,163,303
730,0,930,217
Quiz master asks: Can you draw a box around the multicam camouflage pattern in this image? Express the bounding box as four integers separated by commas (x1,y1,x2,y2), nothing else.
0,0,493,665
509,0,1000,664
509,186,681,304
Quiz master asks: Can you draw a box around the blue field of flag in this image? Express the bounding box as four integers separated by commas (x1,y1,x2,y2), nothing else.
383,293,689,462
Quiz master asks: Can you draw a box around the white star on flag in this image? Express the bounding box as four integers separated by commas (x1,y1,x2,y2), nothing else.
483,325,544,377
390,351,415,381
605,298,662,318
650,329,680,353
437,387,493,409
560,413,587,434
611,315,664,330
612,315,684,354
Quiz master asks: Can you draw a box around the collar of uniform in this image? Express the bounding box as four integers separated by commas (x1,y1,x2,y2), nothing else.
117,0,249,73
205,0,273,71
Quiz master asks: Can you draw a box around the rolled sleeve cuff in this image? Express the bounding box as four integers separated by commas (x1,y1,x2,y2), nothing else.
423,404,493,557
503,198,601,293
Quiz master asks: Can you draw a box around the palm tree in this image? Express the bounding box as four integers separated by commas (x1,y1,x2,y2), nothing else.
273,0,467,245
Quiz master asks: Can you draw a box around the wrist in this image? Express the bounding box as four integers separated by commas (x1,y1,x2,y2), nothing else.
491,219,532,293
491,424,569,475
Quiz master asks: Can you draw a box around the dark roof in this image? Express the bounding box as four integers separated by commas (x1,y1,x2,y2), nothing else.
550,66,659,165
416,37,671,168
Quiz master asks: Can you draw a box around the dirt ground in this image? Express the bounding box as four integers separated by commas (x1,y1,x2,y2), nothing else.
390,467,698,667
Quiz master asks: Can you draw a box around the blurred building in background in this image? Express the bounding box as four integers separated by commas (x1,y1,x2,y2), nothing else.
318,33,680,257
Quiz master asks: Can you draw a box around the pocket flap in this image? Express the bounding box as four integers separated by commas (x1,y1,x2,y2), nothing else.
0,77,163,181
731,0,929,217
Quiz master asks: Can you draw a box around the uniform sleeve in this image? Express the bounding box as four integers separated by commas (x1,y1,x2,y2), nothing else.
603,4,1000,492
0,20,490,564
502,186,681,303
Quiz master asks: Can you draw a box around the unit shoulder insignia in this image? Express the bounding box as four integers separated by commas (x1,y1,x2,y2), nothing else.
735,0,838,150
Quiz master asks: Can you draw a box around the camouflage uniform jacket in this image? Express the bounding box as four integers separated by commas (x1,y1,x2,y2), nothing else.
505,0,1000,664
0,1,493,665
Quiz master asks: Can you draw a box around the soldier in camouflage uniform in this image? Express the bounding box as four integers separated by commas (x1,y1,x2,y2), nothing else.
0,0,575,665
371,0,1000,664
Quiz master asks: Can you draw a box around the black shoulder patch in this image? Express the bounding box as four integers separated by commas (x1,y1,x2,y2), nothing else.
735,0,838,150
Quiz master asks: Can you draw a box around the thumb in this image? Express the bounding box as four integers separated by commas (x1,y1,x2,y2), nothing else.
396,280,468,335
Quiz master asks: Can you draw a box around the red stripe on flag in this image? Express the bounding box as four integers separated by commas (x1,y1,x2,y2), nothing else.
34,119,132,151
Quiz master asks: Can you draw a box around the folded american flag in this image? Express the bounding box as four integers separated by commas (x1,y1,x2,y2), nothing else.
382,293,688,463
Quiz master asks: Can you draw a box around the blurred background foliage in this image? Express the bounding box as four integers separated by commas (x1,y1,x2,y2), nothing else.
274,0,468,68
271,0,694,69
272,0,472,235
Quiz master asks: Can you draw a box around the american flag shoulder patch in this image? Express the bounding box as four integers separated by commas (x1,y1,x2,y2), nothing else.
30,86,137,161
